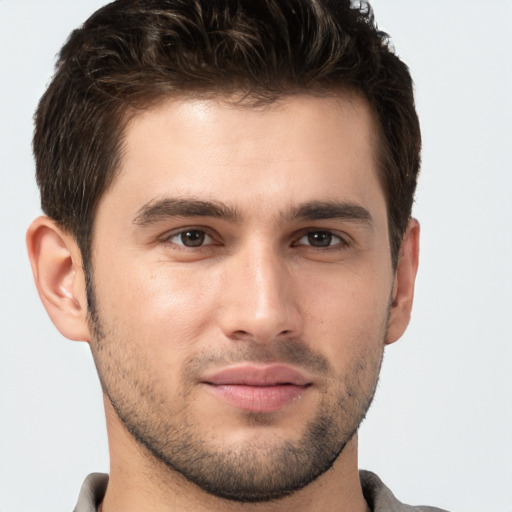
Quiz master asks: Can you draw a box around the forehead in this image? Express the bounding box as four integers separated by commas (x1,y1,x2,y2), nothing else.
102,93,385,223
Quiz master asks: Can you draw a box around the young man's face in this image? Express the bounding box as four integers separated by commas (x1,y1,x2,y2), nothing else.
86,94,415,501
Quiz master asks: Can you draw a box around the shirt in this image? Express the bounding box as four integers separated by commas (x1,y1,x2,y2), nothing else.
73,470,450,511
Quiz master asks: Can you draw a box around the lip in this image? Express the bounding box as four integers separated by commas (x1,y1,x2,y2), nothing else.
201,364,312,413
203,364,312,386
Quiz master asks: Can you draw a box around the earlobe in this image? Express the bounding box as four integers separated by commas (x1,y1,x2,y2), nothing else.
385,219,420,345
26,216,91,342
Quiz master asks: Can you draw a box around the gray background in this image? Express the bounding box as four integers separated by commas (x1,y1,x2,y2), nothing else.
1,1,511,510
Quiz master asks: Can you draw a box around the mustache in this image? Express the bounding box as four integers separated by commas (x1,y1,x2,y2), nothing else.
183,338,330,378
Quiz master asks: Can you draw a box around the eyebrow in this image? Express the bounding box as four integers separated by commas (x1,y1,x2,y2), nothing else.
133,198,239,226
133,197,372,227
289,200,373,225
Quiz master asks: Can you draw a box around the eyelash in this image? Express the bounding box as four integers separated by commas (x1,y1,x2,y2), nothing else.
293,231,349,249
160,227,350,250
161,228,218,248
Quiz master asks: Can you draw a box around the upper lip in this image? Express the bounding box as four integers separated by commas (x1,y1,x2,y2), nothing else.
202,364,312,386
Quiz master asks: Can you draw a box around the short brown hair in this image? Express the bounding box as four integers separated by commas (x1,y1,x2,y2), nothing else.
34,0,421,271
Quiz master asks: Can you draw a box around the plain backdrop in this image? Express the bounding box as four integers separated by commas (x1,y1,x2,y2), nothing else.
0,1,511,511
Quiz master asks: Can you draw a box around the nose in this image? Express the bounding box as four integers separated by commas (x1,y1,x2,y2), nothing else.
218,242,303,344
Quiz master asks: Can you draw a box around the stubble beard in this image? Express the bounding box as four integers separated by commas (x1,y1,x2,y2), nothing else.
87,279,386,503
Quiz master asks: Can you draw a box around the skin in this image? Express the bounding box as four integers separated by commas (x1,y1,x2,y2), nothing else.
27,93,419,512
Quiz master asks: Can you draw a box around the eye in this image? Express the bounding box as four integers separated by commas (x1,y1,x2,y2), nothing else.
296,231,346,248
167,229,214,247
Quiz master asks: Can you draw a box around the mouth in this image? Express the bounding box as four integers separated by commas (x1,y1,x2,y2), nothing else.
201,364,312,413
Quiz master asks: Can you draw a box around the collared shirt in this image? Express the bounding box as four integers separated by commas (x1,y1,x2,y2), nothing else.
73,470,450,512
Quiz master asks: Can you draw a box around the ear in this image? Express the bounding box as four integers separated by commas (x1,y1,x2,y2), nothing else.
26,216,91,342
386,218,420,345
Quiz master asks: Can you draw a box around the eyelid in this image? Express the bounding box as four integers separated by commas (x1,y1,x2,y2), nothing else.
159,226,220,247
293,229,350,248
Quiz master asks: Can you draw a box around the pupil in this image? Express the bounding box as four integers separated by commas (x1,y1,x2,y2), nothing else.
308,232,331,247
182,230,205,247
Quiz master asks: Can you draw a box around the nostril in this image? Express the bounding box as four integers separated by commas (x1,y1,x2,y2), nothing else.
232,330,251,340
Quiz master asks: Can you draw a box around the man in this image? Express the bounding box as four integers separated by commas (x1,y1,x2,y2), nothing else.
26,0,446,510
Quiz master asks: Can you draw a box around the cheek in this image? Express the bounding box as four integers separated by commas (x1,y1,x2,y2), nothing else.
93,260,221,353
300,265,391,358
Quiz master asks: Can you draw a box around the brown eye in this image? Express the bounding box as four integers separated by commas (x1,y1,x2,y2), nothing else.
169,229,211,247
308,231,332,247
297,231,345,248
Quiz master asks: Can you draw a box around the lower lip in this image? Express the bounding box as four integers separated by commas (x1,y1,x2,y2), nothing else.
205,384,308,413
